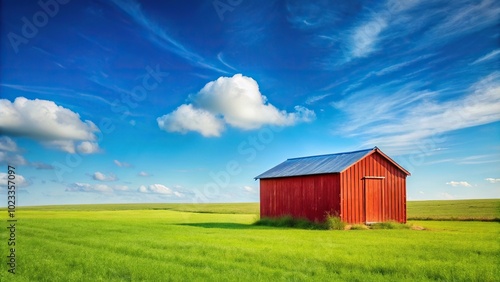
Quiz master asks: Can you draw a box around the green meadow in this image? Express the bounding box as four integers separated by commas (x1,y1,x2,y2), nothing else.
1,199,499,281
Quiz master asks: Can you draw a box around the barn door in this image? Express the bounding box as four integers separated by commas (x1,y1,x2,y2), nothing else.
364,178,384,223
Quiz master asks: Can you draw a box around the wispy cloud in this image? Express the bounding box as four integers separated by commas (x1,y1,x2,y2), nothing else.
458,154,500,165
471,49,500,65
109,0,228,73
333,71,500,154
367,54,435,78
350,16,387,58
427,0,499,42
0,136,18,152
305,93,332,105
114,160,133,168
217,52,237,71
138,171,151,177
347,0,422,59
1,84,113,106
66,182,128,193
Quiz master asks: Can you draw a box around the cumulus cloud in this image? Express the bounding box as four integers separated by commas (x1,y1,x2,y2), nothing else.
138,184,172,194
446,181,472,187
485,178,500,183
114,160,132,167
138,184,183,197
157,104,224,137
65,182,128,193
92,172,117,182
0,97,101,153
0,172,30,187
157,74,315,137
77,141,100,154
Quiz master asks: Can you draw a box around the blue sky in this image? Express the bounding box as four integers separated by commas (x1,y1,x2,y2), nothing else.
0,0,499,206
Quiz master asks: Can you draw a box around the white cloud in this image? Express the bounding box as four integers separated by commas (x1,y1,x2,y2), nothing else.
157,74,315,137
0,136,18,151
114,160,132,167
0,97,101,153
157,104,224,137
471,49,500,65
66,182,128,193
305,94,331,105
114,185,129,191
334,72,500,154
137,184,184,197
428,0,499,42
138,171,151,177
173,191,184,198
351,16,387,58
66,182,113,193
485,178,500,183
42,140,77,154
92,172,117,182
446,181,472,187
348,0,422,59
0,151,27,166
138,184,173,195
243,186,257,194
0,172,29,187
77,141,100,154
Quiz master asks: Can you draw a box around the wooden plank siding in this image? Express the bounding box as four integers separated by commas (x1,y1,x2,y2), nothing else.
340,151,407,223
260,174,341,222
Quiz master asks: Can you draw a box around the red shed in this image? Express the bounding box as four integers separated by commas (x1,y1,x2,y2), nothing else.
255,147,410,224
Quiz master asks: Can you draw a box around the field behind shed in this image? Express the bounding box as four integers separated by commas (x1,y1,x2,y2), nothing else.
1,199,499,281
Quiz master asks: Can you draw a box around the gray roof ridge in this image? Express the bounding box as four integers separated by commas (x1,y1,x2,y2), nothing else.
287,147,375,161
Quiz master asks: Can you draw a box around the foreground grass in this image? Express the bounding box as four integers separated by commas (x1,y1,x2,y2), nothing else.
0,207,499,281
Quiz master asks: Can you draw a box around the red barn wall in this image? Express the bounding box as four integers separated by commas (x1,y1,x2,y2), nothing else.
340,151,407,224
260,174,340,222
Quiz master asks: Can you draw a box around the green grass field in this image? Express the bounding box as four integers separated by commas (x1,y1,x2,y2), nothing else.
1,199,499,281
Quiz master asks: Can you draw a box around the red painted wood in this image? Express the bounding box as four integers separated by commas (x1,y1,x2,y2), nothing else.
260,174,340,222
340,151,407,223
259,150,408,224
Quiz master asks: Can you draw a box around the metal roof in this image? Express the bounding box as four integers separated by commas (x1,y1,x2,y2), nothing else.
255,148,375,179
